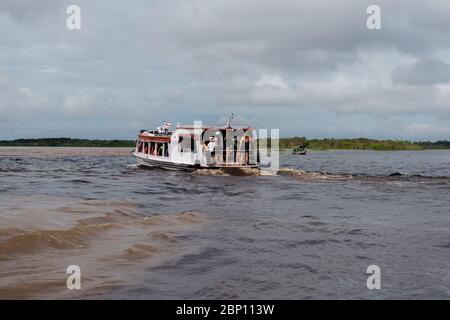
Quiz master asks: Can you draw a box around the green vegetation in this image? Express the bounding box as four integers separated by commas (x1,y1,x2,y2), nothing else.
284,137,422,151
261,137,450,151
0,137,449,151
416,140,450,150
0,138,135,148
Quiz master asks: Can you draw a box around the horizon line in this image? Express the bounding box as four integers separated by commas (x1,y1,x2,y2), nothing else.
0,136,449,143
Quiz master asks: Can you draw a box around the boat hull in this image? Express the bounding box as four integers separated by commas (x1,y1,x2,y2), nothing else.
134,153,199,171
134,153,259,171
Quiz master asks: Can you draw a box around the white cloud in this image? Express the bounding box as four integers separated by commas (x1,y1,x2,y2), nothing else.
255,74,289,91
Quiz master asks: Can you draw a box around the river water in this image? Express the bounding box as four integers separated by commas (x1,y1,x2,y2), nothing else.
0,147,449,299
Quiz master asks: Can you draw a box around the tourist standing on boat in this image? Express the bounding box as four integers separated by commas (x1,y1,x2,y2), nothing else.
207,136,216,164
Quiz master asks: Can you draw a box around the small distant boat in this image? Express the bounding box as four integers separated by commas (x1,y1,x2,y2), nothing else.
293,145,307,155
133,117,259,171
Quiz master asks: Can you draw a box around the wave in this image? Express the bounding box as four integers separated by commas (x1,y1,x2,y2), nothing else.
276,168,450,182
0,209,208,259
126,164,141,170
0,200,209,298
0,167,29,173
359,172,450,182
192,167,351,179
67,179,92,184
192,168,260,176
386,172,450,179
277,168,353,181
129,162,450,182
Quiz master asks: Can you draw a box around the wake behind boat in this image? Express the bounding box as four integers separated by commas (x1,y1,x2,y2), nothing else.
133,118,259,171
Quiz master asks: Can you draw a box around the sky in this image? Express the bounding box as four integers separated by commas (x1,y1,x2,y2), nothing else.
1,0,450,140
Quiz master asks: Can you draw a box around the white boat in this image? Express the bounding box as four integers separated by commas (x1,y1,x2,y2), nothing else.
133,119,259,171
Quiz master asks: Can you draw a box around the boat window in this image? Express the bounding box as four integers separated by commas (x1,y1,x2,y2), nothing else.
178,135,194,153
149,142,155,155
157,143,163,156
164,142,169,157
178,136,184,152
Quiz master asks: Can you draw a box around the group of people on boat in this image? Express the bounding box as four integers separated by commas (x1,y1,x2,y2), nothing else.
201,132,252,165
136,130,253,165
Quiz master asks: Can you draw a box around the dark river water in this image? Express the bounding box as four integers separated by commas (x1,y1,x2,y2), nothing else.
0,147,450,299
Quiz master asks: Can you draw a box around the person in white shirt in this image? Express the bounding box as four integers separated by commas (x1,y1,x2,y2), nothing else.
207,137,216,152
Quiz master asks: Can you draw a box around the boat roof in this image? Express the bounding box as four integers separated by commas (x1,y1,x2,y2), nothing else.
175,125,253,130
137,135,171,142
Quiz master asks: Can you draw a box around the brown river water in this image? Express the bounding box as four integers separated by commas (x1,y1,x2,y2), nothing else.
0,147,450,299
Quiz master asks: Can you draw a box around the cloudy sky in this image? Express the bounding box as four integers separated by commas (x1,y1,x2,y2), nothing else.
1,0,450,140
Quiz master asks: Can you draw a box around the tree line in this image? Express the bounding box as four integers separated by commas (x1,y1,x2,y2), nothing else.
263,137,450,150
0,138,135,148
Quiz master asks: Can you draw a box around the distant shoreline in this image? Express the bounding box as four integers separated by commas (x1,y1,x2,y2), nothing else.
0,137,449,151
0,138,134,148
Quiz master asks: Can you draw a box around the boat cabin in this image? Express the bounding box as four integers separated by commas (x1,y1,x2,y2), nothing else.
133,123,259,170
